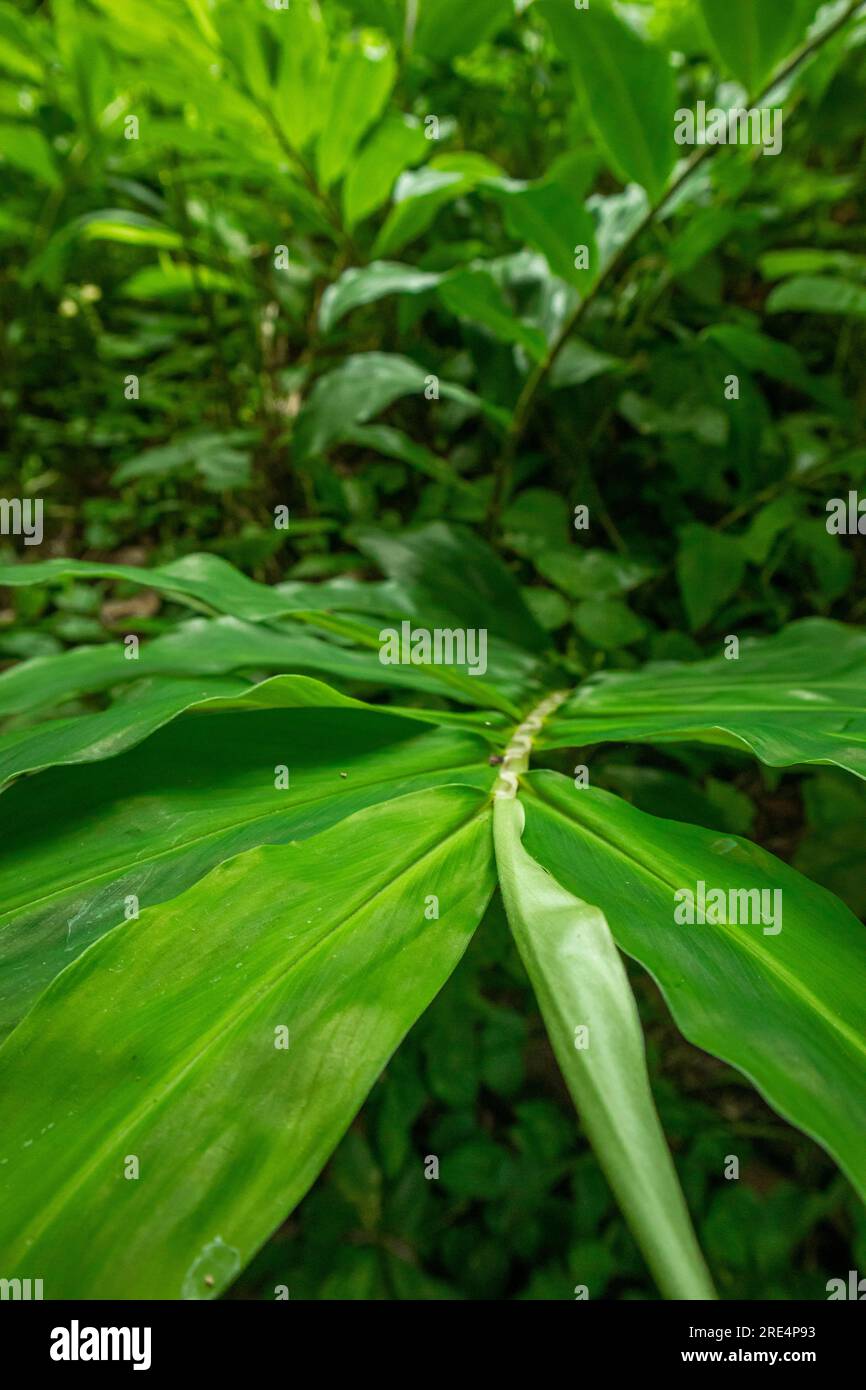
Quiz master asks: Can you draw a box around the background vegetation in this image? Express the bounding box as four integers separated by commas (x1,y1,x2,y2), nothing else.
2,0,865,1298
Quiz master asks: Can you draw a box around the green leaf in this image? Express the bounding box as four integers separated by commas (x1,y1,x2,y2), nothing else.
413,0,512,62
319,261,443,334
341,423,477,494
353,522,550,656
550,337,627,389
494,792,714,1299
117,262,251,300
521,771,866,1205
437,267,548,360
316,38,395,188
0,676,245,784
704,324,842,408
0,786,495,1296
503,488,571,556
676,524,747,630
0,6,43,80
767,276,866,319
294,352,506,461
490,159,599,287
0,121,59,186
112,431,254,490
0,614,520,720
373,154,503,257
343,114,428,227
73,208,183,250
0,552,302,623
543,619,866,782
540,0,676,200
0,670,498,787
0,707,494,1036
273,0,329,149
535,549,651,599
697,0,822,91
759,249,866,281
574,597,646,650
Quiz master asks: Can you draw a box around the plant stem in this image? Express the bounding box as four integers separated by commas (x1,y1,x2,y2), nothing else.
493,689,570,799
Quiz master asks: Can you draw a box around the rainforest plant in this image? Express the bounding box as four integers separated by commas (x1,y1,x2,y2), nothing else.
0,527,864,1299
2,0,866,1302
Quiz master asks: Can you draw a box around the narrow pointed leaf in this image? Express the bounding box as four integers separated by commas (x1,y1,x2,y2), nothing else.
0,672,504,787
0,614,520,718
543,620,866,780
540,0,677,200
0,552,304,622
494,792,715,1300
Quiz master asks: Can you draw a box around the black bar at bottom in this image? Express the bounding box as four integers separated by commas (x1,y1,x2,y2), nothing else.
2,1297,863,1375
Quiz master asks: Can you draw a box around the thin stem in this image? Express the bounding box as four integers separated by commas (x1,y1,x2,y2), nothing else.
486,0,865,531
253,97,360,262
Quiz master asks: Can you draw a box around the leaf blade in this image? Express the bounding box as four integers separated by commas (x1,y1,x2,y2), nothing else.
0,786,496,1297
494,792,715,1300
521,772,866,1204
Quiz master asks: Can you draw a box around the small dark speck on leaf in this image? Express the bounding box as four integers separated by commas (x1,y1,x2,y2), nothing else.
488,755,504,766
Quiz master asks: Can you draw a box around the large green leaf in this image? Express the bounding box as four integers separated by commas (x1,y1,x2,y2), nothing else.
676,524,747,631
0,785,496,1298
269,0,329,149
520,772,866,1202
0,671,504,787
542,620,866,780
437,267,549,361
540,0,676,200
0,121,59,186
494,792,715,1300
0,552,299,622
0,614,523,718
0,710,494,1038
